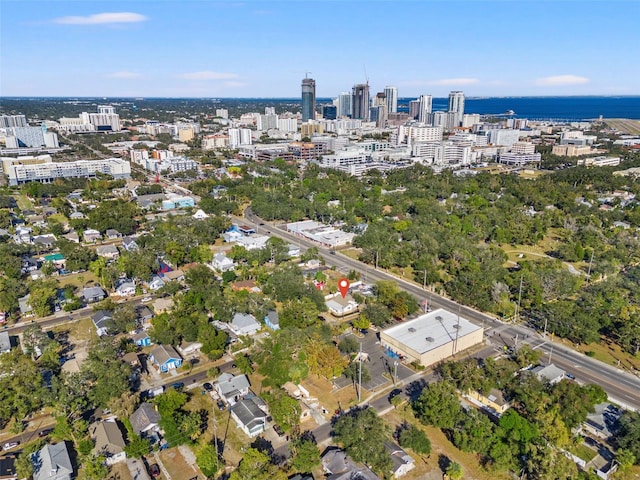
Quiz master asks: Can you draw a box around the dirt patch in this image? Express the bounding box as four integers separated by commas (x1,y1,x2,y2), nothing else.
160,447,202,480
107,461,133,480
301,374,358,413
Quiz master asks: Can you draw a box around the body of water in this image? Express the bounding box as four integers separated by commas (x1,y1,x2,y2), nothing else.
394,96,640,121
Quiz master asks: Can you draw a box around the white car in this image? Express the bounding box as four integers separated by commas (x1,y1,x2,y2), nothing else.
3,441,19,451
141,297,152,303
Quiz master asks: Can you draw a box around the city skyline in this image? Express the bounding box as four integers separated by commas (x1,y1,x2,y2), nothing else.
2,1,639,98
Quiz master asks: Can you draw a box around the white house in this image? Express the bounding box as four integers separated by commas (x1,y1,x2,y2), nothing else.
229,313,261,336
115,281,136,296
212,252,235,272
90,420,127,465
215,373,250,405
235,234,270,251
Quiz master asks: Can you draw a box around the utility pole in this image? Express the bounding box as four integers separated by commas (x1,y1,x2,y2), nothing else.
543,317,548,338
587,250,595,283
515,275,524,323
453,306,461,355
423,268,427,290
358,342,363,402
548,341,554,364
393,361,398,386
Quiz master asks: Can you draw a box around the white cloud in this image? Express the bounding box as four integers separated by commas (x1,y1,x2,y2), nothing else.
223,81,249,88
179,71,239,81
536,75,589,86
107,71,142,79
429,78,479,86
54,12,148,25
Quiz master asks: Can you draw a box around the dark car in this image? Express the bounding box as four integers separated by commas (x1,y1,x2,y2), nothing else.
38,428,53,438
170,382,184,390
148,463,161,477
273,424,285,437
203,382,213,392
216,400,226,411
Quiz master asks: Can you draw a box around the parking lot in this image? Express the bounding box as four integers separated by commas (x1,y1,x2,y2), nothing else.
333,330,414,392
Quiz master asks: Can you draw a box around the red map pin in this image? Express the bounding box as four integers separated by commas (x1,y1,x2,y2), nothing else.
338,278,350,298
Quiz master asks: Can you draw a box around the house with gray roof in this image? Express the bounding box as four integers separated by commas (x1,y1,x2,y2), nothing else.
82,286,106,304
0,331,11,354
130,403,161,436
531,363,566,385
229,312,261,336
215,373,250,406
105,229,122,239
91,310,115,337
230,396,268,437
321,448,381,480
385,441,415,478
121,236,139,252
31,442,74,480
96,244,119,260
149,344,182,373
18,294,33,316
90,420,126,465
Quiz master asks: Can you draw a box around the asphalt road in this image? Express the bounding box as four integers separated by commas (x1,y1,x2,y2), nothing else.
240,209,640,411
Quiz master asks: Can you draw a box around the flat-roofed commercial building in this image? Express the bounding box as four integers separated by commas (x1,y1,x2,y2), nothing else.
380,308,483,367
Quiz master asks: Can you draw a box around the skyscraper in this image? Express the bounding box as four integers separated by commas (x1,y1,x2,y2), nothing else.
301,77,316,122
322,105,337,120
337,93,352,118
448,91,465,126
383,86,398,114
409,100,421,120
418,95,433,123
352,83,370,121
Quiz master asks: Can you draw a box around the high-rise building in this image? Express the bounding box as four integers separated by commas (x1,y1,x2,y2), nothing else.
0,115,27,128
301,77,316,122
384,86,398,113
409,100,421,120
448,91,465,126
265,107,276,115
337,93,352,118
352,84,370,121
418,95,433,123
322,105,337,120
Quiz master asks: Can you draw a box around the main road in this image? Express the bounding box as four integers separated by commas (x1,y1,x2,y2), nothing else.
239,209,640,411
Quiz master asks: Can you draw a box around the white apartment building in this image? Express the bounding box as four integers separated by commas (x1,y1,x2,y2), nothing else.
277,117,298,133
487,129,523,147
257,114,279,131
396,124,443,145
0,115,27,128
202,134,230,150
462,114,481,128
216,109,229,119
498,152,542,165
228,128,253,148
3,157,130,185
510,142,536,154
577,156,621,167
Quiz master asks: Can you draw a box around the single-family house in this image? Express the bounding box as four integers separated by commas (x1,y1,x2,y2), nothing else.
115,281,136,297
121,236,139,252
264,310,280,330
0,454,17,480
147,275,166,291
192,209,209,220
43,206,58,216
31,442,74,480
385,442,415,478
18,295,33,316
82,286,106,304
467,388,511,416
0,331,11,354
105,229,122,239
321,448,380,480
32,234,57,249
325,293,359,317
136,305,154,326
230,396,268,437
222,230,243,243
27,215,47,227
178,341,202,357
212,252,235,272
162,269,185,283
133,331,152,347
215,373,250,406
149,344,182,372
63,231,80,243
289,475,314,480
580,403,622,440
152,298,174,314
122,352,141,369
287,244,301,257
21,256,40,273
90,420,126,465
69,211,85,220
92,310,115,336
43,253,66,269
229,312,261,336
96,244,120,260
130,403,161,436
531,363,566,385
83,229,102,243
235,234,270,251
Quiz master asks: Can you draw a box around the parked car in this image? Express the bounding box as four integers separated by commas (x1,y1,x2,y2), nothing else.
216,400,226,411
202,382,213,392
141,297,152,303
3,442,19,451
170,382,184,390
148,463,160,477
38,429,53,438
273,425,285,437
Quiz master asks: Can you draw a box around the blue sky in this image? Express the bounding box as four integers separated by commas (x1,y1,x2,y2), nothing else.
2,1,639,98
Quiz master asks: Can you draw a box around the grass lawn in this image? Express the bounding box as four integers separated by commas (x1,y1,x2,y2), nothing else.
53,316,95,343
57,271,100,290
569,442,597,462
302,374,357,413
569,336,640,372
14,194,33,211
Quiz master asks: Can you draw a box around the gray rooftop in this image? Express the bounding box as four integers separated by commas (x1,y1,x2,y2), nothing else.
82,286,105,299
31,442,74,480
0,331,11,353
230,397,267,428
150,344,181,364
531,363,566,383
130,403,161,435
231,312,260,329
382,308,482,354
90,421,126,457
216,373,250,397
